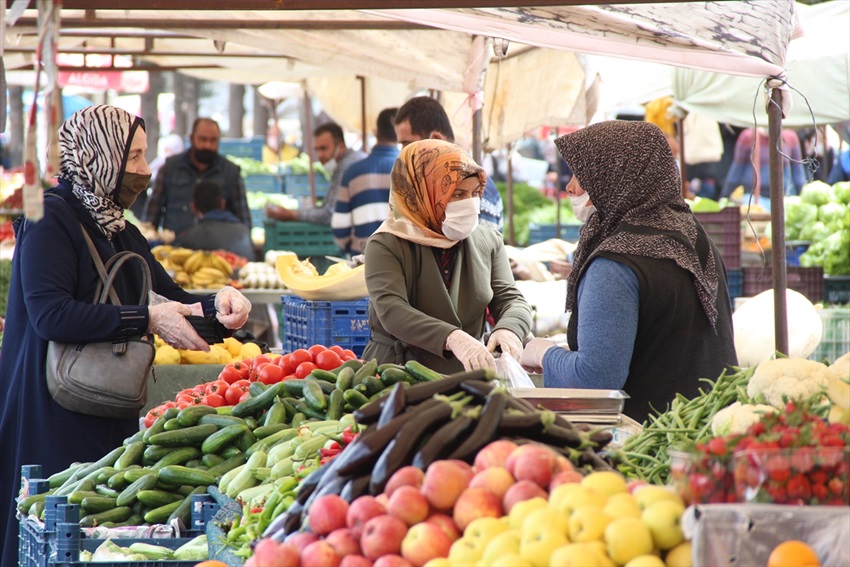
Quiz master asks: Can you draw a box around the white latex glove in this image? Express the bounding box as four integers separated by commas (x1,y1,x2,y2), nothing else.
215,286,252,329
446,329,496,371
521,337,557,371
487,329,524,360
347,254,365,268
148,302,209,351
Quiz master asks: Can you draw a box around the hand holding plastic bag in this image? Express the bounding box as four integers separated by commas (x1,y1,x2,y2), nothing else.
493,353,536,388
486,328,523,359
446,329,496,371
215,285,252,329
148,302,208,351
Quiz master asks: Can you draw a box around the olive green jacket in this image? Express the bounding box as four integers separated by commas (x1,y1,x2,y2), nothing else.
363,226,532,374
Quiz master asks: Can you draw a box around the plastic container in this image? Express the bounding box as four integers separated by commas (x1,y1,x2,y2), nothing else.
694,207,742,269
283,173,329,199
741,266,824,303
669,449,736,506
726,268,743,307
809,308,850,363
784,240,810,267
249,208,265,230
281,295,370,356
244,173,282,194
824,275,850,305
527,223,581,244
218,136,264,161
263,220,340,260
732,446,850,506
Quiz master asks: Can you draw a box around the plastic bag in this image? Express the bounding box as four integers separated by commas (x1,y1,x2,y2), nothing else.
494,353,536,388
149,290,204,316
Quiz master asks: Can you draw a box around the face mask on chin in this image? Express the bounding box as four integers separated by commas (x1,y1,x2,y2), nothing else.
569,191,597,223
322,145,343,175
442,197,481,241
193,148,217,165
115,172,151,209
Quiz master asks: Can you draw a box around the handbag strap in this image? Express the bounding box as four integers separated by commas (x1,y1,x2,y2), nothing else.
78,224,152,306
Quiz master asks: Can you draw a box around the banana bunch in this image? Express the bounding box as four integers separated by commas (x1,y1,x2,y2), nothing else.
151,247,235,289
184,250,234,278
150,245,196,274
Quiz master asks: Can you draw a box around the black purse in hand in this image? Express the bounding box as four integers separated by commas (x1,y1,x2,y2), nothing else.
45,224,155,419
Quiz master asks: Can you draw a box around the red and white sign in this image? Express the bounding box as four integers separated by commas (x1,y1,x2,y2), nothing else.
58,70,149,93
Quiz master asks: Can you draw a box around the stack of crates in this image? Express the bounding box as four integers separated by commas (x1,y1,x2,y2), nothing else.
244,174,283,194
527,223,582,244
263,220,340,274
283,173,329,200
218,136,264,161
694,207,742,270
280,295,370,357
809,308,850,363
742,266,825,304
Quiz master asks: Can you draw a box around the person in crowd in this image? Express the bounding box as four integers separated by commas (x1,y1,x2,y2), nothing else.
174,180,256,260
332,107,399,255
144,117,251,235
799,127,834,184
521,121,737,423
829,147,850,183
128,133,184,219
265,122,366,225
721,127,807,198
363,139,532,373
262,123,300,165
393,96,504,231
0,105,253,567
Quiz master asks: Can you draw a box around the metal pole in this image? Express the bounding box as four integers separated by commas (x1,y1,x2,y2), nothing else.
768,87,789,356
359,75,368,153
303,87,317,207
506,145,515,246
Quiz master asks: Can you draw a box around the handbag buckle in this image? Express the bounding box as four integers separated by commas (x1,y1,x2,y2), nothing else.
112,340,128,356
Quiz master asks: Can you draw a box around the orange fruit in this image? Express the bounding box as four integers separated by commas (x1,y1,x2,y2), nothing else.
194,562,229,567
767,541,820,567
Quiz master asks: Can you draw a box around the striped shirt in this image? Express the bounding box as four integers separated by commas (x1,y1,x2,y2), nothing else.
332,144,399,254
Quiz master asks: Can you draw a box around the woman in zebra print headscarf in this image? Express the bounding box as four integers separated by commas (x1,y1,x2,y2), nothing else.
0,105,251,565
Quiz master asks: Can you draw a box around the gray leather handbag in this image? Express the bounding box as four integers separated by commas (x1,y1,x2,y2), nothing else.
45,224,155,418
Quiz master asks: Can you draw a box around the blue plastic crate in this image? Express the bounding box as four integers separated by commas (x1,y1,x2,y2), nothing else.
244,173,282,194
528,223,582,244
218,137,264,161
250,208,265,229
281,296,370,356
283,173,329,199
727,268,743,307
785,241,810,267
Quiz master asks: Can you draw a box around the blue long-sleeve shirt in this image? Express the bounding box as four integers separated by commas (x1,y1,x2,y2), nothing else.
542,257,638,389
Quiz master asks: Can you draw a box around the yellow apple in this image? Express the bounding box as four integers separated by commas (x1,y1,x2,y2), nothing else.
521,507,569,538
664,541,692,567
642,500,686,550
548,483,584,511
603,492,642,519
481,529,522,566
633,486,683,513
581,471,629,497
549,543,603,567
520,524,569,567
508,497,548,530
424,559,453,567
624,554,666,567
550,486,608,518
464,516,509,545
604,517,654,566
448,536,485,567
568,506,613,543
586,540,617,567
490,553,534,567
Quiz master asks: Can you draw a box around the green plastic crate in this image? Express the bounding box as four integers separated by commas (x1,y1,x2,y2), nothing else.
263,220,340,258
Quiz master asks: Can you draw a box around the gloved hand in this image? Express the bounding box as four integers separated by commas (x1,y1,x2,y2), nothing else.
487,329,524,360
215,286,252,329
347,254,365,268
446,329,496,371
521,337,557,371
148,302,209,351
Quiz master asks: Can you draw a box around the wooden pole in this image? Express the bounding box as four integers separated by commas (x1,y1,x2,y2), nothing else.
506,145,515,246
768,87,789,356
303,88,317,207
359,75,368,153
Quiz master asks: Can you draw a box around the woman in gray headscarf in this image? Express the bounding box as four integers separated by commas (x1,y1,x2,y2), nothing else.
0,105,251,566
521,120,737,423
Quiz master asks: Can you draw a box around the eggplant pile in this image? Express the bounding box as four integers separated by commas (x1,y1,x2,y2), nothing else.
265,369,616,540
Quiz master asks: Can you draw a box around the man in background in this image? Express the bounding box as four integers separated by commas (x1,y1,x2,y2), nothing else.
174,181,256,261
265,122,366,226
129,133,184,219
332,107,399,255
393,96,504,231
145,117,251,235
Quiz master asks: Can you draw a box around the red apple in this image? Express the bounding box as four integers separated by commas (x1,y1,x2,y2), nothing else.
245,539,299,567
549,470,584,492
502,479,549,513
375,493,389,507
325,527,361,557
384,466,425,497
447,460,475,481
373,555,414,567
421,460,471,511
301,540,341,567
554,455,575,473
309,494,350,536
340,556,374,567
401,522,453,567
360,514,408,560
387,485,430,526
347,495,387,539
285,532,320,553
627,479,649,494
452,487,503,531
469,467,515,501
474,440,519,471
510,445,557,489
424,513,462,542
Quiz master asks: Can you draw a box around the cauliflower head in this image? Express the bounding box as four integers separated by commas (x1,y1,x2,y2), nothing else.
746,358,830,409
710,401,779,436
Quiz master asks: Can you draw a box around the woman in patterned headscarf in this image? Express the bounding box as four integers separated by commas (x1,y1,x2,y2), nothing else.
363,139,532,373
0,105,251,565
521,120,737,423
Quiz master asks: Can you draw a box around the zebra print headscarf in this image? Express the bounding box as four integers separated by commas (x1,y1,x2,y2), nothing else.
57,105,145,237
555,120,719,327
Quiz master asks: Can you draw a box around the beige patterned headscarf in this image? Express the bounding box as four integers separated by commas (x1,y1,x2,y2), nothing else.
555,120,720,327
373,139,486,249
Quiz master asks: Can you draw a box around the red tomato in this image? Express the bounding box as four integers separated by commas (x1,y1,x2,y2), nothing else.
178,387,197,398
253,354,273,367
258,364,285,385
204,393,225,407
224,386,244,406
143,408,162,429
176,401,191,409
308,344,327,359
176,393,199,405
343,349,357,360
231,379,251,390
329,345,346,357
250,361,271,382
205,380,230,396
238,391,251,403
277,353,293,373
283,374,297,381
218,364,244,385
315,350,342,371
295,361,317,379
290,349,313,368
161,401,177,410
192,384,208,395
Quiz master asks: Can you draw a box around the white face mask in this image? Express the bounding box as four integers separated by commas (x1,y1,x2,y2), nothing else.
569,191,597,223
442,197,480,241
323,146,342,174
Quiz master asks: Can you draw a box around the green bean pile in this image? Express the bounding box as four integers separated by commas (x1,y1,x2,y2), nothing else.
615,366,755,484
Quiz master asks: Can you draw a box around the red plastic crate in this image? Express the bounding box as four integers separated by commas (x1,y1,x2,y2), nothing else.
742,266,824,303
694,207,742,269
